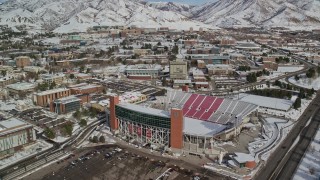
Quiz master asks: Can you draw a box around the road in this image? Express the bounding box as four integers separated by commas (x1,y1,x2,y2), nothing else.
254,90,320,180
275,110,320,179
0,119,103,178
198,52,317,95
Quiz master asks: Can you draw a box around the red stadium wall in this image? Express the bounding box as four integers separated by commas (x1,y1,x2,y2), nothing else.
170,108,184,149
182,85,189,92
110,96,119,130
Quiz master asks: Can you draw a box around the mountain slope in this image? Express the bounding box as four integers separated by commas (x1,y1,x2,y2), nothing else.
145,1,194,16
191,0,320,28
0,0,213,33
0,0,320,33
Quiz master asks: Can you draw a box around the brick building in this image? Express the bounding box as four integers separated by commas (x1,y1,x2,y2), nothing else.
33,88,71,107
263,61,278,71
69,83,103,95
15,56,31,68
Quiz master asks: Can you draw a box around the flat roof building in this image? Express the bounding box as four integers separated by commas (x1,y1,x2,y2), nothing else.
15,56,31,68
6,82,36,97
207,64,234,76
238,93,292,111
170,60,188,80
50,96,81,114
190,55,230,65
42,74,65,85
0,76,15,87
69,83,103,95
126,64,162,79
24,66,43,73
33,88,71,107
0,118,36,159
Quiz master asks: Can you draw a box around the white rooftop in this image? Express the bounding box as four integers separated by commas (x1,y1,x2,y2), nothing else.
0,101,16,111
126,64,162,70
6,82,36,90
67,83,88,88
42,74,65,79
233,152,255,163
96,92,144,107
206,64,233,69
55,95,80,104
192,68,205,76
0,118,27,130
238,93,292,111
194,82,209,85
75,73,91,77
183,117,227,136
74,84,100,90
173,80,192,84
36,88,69,96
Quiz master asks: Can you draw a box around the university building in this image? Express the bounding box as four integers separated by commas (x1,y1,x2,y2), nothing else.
33,88,71,107
169,60,188,80
0,118,36,159
50,96,81,114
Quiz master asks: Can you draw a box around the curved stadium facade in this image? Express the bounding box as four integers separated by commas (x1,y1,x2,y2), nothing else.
107,91,258,154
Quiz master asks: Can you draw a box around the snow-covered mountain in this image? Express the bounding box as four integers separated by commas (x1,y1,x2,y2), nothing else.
0,0,212,33
145,2,194,16
0,0,320,33
191,0,320,29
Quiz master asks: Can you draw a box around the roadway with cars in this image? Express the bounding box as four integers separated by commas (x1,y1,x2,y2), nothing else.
199,53,317,96
255,90,320,180
0,117,104,179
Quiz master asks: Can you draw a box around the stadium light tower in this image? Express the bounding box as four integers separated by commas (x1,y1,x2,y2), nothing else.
234,116,239,144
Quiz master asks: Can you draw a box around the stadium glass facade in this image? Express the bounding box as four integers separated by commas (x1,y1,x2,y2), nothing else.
113,105,171,147
115,105,171,129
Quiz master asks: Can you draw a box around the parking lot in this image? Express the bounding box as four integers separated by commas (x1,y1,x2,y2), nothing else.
19,108,71,131
23,146,229,180
103,80,164,96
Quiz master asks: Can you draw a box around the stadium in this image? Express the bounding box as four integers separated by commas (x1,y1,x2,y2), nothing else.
107,89,258,155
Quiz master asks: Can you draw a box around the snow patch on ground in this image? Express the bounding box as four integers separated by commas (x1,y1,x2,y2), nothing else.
289,75,320,90
248,117,294,163
293,127,320,180
0,140,52,169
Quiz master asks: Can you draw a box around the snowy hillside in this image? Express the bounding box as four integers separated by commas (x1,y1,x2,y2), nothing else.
0,0,320,33
0,0,213,33
54,0,212,33
145,1,194,16
191,0,320,29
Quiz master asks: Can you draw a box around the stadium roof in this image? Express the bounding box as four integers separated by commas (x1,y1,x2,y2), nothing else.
119,103,227,137
183,117,227,136
238,94,292,111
